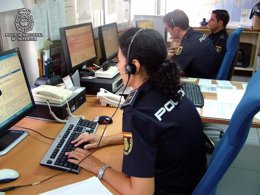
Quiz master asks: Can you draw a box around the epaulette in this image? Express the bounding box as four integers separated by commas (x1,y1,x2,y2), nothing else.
121,89,138,108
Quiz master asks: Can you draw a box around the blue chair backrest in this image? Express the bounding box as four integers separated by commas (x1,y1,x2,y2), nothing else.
216,27,243,80
192,70,260,195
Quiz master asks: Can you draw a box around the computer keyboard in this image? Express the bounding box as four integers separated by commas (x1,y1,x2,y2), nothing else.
182,82,204,108
40,117,99,174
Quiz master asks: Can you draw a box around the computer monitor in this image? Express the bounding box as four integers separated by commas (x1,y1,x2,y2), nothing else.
136,20,154,29
98,22,119,64
59,22,97,73
0,48,35,156
50,41,67,77
134,15,167,41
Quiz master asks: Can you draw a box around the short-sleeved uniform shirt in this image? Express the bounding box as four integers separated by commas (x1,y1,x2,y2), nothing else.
171,28,218,79
121,81,206,195
208,29,228,71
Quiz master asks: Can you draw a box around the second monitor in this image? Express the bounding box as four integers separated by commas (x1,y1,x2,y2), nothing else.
98,22,119,65
59,22,97,75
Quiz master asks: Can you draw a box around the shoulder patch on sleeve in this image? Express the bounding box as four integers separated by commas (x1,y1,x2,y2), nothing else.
123,131,133,155
121,89,138,108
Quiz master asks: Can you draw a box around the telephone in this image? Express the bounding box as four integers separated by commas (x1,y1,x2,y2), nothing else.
32,85,73,104
97,88,125,107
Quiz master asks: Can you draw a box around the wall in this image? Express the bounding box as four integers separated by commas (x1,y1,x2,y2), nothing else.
0,0,39,86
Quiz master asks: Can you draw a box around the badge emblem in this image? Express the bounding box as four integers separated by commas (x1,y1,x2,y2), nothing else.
175,46,183,55
216,46,222,53
123,132,133,155
15,8,34,33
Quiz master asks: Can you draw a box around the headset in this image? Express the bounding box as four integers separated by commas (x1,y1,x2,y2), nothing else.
125,28,143,76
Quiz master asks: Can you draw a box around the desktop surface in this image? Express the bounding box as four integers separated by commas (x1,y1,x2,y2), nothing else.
0,98,123,195
1,78,260,195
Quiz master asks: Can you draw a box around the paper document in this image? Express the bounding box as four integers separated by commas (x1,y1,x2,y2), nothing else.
198,79,212,85
216,80,235,89
217,89,245,104
199,84,217,93
39,176,112,195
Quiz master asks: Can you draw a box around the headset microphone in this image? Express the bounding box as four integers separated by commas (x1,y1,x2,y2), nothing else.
125,28,143,76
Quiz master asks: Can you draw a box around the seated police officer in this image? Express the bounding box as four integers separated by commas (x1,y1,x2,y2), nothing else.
66,28,206,195
208,9,230,71
164,9,218,79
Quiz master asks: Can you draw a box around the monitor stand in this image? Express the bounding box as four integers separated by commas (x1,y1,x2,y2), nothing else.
0,130,28,156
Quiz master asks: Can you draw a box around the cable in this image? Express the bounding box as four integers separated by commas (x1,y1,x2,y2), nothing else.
71,75,130,168
0,77,131,192
46,100,68,123
0,172,65,192
65,100,85,120
14,125,55,140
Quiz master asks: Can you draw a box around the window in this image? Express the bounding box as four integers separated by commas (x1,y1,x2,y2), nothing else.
130,0,157,20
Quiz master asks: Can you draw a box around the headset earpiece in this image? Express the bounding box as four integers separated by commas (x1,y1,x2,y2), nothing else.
125,28,143,75
125,63,136,75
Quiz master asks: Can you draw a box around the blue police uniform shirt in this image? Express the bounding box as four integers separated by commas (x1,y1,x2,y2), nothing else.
171,28,218,79
208,29,228,71
121,80,206,195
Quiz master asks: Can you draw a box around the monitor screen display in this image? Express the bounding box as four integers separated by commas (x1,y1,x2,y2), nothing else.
0,48,35,155
98,22,119,64
60,23,97,72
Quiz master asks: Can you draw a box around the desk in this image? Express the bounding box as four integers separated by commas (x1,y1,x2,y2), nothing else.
1,80,259,194
0,97,123,195
183,78,260,128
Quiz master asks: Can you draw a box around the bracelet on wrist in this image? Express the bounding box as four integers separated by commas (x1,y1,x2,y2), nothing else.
97,164,110,179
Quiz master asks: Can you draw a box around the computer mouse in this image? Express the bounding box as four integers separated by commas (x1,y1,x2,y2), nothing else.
0,169,19,183
98,115,113,125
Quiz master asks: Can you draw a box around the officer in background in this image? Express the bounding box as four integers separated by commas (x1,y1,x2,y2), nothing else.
66,28,206,195
208,9,230,70
164,9,218,79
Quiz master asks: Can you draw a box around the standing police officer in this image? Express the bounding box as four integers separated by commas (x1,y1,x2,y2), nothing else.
208,9,230,70
66,28,206,195
164,9,218,79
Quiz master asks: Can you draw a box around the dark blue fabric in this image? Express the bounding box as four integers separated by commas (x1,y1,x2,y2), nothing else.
171,28,218,79
122,81,206,194
208,28,228,71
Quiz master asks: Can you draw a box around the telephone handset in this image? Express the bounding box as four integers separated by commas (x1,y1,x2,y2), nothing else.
97,88,125,107
32,85,73,104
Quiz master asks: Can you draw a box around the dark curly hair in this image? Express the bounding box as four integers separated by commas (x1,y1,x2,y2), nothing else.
118,28,182,102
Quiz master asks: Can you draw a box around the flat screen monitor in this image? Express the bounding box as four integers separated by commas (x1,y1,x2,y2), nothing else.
0,48,35,156
134,15,167,41
136,20,154,29
98,22,119,64
59,22,97,73
50,41,67,77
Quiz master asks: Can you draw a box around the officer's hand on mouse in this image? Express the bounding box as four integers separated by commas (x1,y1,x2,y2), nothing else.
72,133,105,150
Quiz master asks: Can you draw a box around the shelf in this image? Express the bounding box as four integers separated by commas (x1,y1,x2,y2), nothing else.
193,26,260,77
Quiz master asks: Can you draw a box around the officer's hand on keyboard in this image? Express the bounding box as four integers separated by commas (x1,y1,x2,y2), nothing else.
72,133,104,150
66,148,105,174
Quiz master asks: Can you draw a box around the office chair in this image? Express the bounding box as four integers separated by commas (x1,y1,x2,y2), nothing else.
216,27,243,80
192,70,260,195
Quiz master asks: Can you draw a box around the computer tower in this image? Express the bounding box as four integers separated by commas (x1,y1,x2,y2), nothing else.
236,42,252,68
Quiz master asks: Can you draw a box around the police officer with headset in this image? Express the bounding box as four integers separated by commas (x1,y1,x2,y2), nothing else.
164,9,218,79
66,28,206,195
